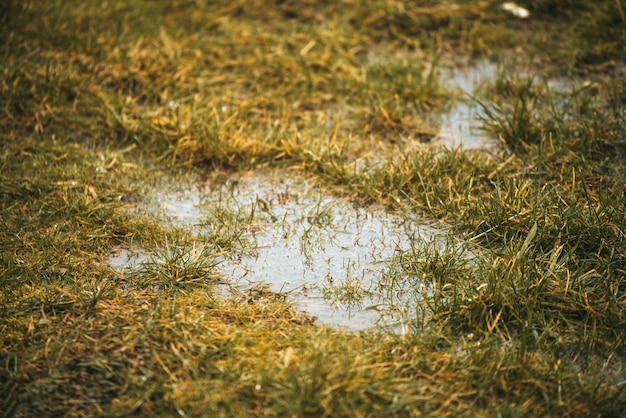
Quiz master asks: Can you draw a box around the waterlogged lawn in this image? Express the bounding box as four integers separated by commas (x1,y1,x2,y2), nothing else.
1,1,626,416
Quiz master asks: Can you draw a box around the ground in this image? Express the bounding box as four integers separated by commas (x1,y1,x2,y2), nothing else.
1,1,626,416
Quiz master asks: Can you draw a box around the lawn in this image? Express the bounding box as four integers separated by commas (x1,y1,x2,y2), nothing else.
1,1,625,416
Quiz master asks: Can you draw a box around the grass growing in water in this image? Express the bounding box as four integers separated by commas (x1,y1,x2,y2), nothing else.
2,0,626,416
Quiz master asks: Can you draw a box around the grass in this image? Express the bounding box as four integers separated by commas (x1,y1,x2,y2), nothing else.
2,0,626,416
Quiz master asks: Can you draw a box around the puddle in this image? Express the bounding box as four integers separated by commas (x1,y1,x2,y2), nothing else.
107,246,147,271
434,60,499,150
108,170,442,331
215,175,435,330
433,60,579,150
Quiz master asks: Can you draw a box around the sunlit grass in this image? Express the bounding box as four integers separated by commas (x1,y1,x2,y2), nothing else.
2,0,626,416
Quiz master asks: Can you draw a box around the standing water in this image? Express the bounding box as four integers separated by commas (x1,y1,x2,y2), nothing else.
108,170,440,331
435,60,498,149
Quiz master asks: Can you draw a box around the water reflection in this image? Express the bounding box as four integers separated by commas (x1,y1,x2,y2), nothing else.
108,171,439,331
435,60,498,149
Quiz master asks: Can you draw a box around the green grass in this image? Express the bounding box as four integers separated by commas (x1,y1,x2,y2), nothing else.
2,0,626,416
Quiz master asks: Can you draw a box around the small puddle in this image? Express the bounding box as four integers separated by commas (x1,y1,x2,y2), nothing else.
107,246,146,271
108,170,441,331
434,60,498,150
433,60,579,150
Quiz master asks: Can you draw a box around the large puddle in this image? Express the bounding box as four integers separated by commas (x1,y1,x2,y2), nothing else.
110,171,441,332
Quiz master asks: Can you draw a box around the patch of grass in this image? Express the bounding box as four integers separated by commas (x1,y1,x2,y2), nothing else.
2,0,626,417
